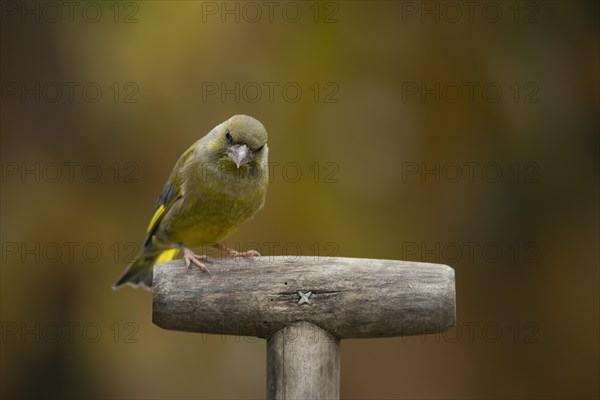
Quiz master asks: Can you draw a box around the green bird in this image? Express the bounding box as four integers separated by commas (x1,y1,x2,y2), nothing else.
113,115,269,289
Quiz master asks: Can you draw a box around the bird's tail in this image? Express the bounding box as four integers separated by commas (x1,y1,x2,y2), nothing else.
112,248,179,290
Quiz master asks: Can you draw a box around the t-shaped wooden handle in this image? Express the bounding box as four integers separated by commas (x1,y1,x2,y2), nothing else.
152,256,456,398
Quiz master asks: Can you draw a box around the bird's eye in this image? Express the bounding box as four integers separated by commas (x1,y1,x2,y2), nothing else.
225,130,232,141
256,145,264,152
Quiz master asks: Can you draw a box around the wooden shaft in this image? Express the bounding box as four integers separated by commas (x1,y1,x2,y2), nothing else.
267,321,340,400
152,256,455,338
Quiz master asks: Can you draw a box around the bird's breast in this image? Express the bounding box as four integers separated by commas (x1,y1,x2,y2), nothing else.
158,163,267,247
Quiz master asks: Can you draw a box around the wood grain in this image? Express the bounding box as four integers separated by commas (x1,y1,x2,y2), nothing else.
152,256,455,339
267,321,339,399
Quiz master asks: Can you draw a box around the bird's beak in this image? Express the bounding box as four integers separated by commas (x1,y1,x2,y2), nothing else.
228,144,252,168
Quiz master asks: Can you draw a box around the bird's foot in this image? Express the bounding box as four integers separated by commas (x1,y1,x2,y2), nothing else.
214,243,261,258
231,249,261,258
181,246,211,273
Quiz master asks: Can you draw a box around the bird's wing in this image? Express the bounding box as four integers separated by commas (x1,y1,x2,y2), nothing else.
143,180,183,249
142,145,196,249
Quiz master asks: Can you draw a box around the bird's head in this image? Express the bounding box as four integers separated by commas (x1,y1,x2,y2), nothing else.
212,115,268,169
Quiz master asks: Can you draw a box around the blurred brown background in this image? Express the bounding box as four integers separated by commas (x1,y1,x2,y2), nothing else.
1,1,598,398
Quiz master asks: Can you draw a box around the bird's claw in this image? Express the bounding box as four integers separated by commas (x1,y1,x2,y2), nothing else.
182,247,211,274
230,249,261,258
214,243,260,258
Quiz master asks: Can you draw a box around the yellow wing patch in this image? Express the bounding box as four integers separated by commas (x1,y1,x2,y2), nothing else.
155,248,179,263
147,204,166,234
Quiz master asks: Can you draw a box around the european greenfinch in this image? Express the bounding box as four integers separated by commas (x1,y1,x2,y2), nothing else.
113,115,269,289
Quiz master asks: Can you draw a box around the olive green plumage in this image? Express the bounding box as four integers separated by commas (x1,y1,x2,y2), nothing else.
113,115,269,289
